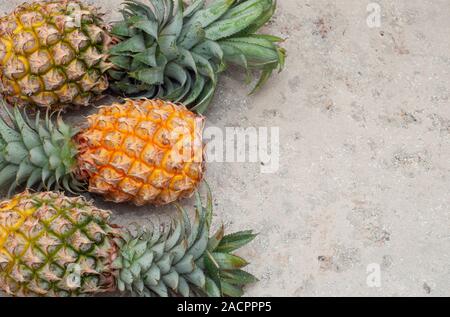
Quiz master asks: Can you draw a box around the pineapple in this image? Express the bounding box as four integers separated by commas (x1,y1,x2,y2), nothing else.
0,0,285,112
0,0,111,109
0,188,258,297
0,99,205,206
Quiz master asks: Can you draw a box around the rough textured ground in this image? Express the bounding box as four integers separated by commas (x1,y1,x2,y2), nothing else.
1,0,449,296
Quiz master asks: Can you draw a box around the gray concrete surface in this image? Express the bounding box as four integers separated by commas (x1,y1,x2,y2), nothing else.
1,0,449,296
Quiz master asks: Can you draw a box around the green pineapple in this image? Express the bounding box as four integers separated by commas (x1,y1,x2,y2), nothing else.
0,186,257,297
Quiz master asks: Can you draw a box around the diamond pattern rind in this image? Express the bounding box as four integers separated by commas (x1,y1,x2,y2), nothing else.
77,99,205,206
0,0,110,109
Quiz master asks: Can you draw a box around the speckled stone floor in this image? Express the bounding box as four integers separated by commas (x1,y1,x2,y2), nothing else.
0,0,449,296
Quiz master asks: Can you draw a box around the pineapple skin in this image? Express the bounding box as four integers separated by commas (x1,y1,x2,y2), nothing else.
0,0,110,109
0,191,119,297
76,99,205,206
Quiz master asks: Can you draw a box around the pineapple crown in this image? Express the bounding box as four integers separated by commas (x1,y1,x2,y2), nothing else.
108,0,286,113
113,183,258,297
0,104,82,195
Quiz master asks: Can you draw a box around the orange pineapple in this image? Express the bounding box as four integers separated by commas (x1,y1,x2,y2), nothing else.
0,99,205,206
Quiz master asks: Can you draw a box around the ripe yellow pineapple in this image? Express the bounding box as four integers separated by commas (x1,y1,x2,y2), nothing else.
0,0,285,113
0,99,205,206
0,190,257,297
0,0,110,108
